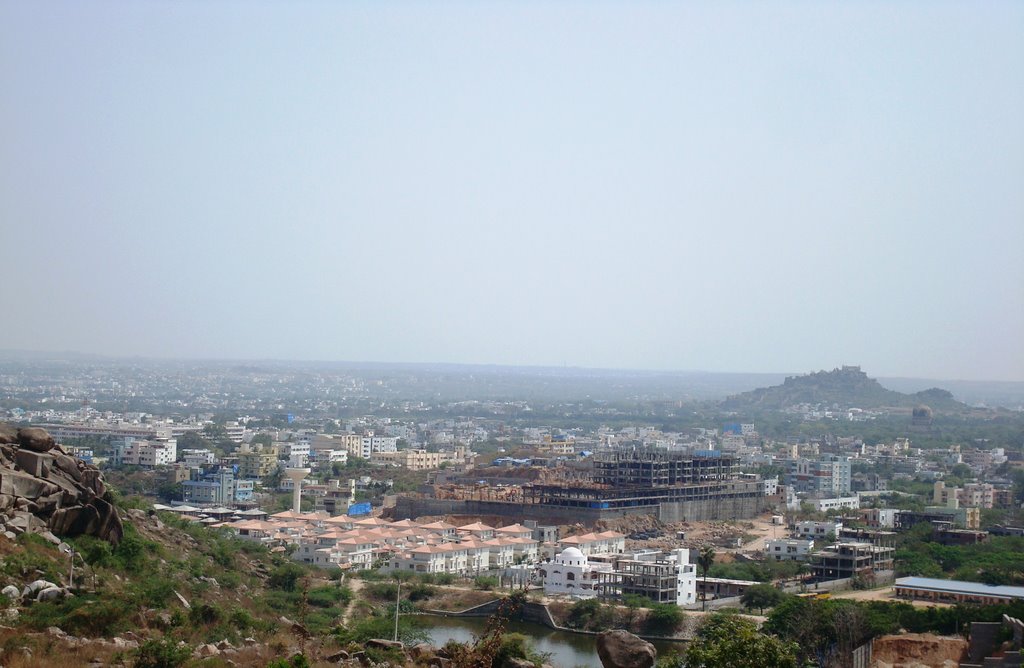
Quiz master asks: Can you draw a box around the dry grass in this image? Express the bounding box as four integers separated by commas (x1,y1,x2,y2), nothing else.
418,587,498,612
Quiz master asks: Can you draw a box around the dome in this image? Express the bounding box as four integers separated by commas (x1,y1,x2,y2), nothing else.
556,547,585,563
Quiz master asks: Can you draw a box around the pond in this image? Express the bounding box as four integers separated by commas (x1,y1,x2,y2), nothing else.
418,615,685,668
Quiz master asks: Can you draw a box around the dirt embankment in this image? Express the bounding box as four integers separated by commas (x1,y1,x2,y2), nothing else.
871,633,967,668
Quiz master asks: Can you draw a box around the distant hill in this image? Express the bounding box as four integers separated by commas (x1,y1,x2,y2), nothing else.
720,365,965,412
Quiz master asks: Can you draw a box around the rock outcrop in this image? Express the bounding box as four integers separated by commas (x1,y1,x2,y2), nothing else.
596,629,657,668
0,425,123,545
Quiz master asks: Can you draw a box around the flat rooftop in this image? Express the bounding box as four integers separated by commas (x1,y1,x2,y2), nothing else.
895,577,1024,600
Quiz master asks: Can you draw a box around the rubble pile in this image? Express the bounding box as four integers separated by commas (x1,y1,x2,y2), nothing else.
0,424,123,545
872,633,967,668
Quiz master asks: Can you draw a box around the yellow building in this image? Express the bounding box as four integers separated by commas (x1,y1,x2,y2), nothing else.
238,444,279,479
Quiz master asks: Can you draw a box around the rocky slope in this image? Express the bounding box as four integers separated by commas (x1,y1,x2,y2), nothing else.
0,424,122,545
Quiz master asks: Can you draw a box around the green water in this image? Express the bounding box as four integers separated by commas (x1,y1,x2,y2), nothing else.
419,615,684,668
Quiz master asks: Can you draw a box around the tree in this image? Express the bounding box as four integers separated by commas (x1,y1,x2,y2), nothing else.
622,594,649,631
740,583,786,614
644,603,685,636
155,481,183,503
250,433,273,448
951,463,973,480
474,575,499,590
698,546,716,611
177,431,211,452
202,423,228,440
268,563,306,591
685,613,798,668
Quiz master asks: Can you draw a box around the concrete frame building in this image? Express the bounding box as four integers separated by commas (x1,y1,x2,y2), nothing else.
597,549,697,606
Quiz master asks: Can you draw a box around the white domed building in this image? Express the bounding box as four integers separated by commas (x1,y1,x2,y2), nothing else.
541,546,612,599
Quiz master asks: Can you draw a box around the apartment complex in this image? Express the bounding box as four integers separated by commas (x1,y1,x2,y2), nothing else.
785,454,851,497
111,437,177,467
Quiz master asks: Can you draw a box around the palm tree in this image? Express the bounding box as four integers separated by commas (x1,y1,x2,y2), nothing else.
697,546,716,612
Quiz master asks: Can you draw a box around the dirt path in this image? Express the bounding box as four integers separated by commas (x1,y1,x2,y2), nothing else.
738,516,784,553
339,574,364,626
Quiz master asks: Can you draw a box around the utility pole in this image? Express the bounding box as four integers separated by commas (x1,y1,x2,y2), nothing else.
393,578,401,642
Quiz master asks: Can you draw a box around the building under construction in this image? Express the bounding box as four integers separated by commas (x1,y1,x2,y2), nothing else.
394,448,769,525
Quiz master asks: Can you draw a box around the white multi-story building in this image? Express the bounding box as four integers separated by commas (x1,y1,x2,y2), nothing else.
765,538,815,562
795,520,843,540
816,496,860,512
542,547,613,599
603,549,698,606
359,433,398,459
112,438,177,467
282,441,310,461
314,449,348,468
786,454,851,497
181,449,216,467
223,421,245,444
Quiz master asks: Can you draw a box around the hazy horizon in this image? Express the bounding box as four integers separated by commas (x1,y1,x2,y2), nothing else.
5,346,1024,387
2,3,1022,382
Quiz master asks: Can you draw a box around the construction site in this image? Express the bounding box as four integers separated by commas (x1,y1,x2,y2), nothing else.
392,448,770,526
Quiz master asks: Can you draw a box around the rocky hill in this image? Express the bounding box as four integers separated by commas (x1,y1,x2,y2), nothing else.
720,366,964,412
0,424,122,544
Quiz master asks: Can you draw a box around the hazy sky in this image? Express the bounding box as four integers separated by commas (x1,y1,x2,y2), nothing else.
1,2,1022,381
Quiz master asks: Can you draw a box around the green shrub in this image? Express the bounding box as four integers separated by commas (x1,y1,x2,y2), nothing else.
132,637,192,668
306,585,346,608
644,603,685,636
474,575,499,591
238,540,269,556
335,614,430,645
210,541,235,569
189,603,222,625
24,595,134,637
492,633,529,666
267,654,310,668
72,535,114,567
407,584,436,602
219,571,242,590
229,607,257,632
364,582,398,601
17,533,54,549
260,589,303,613
111,530,148,572
268,563,305,592
566,598,615,631
134,579,175,607
0,547,62,583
